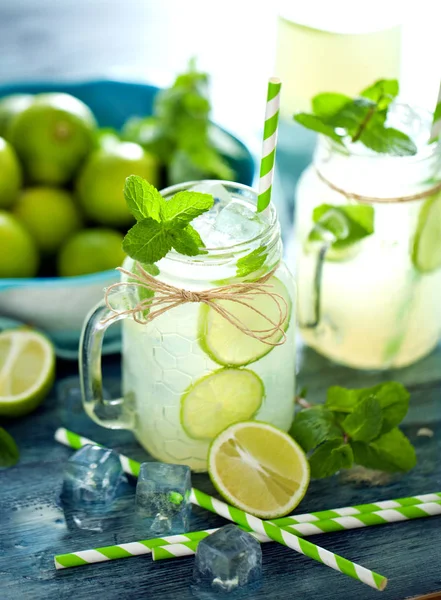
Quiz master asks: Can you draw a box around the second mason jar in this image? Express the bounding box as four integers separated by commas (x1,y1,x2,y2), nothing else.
295,113,441,370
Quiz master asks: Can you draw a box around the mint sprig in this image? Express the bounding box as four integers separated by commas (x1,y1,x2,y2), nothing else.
122,60,234,183
0,427,19,468
236,246,268,278
294,79,417,156
122,175,213,265
290,382,416,479
308,204,374,249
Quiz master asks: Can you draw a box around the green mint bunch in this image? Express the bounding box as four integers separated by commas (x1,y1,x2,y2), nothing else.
290,382,416,479
122,175,213,265
294,79,418,156
122,60,234,183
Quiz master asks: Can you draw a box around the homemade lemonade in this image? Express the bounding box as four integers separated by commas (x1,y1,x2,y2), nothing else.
295,106,441,369
81,181,296,472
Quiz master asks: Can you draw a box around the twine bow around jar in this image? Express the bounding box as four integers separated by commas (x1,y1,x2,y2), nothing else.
102,262,288,347
315,167,441,204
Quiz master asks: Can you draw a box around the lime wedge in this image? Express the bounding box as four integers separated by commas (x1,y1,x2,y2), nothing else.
181,368,263,440
0,330,55,417
199,277,291,366
412,192,441,273
208,421,310,519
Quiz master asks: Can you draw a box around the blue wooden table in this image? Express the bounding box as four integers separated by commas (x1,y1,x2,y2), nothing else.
1,341,440,600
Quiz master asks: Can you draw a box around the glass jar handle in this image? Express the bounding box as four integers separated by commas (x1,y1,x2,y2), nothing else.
79,300,135,430
297,243,329,328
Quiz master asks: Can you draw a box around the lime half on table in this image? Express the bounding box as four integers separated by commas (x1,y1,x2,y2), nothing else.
0,330,55,417
208,421,310,519
412,192,441,273
181,368,263,440
199,277,291,366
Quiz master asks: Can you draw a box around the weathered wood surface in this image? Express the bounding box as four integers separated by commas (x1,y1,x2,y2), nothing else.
1,344,440,600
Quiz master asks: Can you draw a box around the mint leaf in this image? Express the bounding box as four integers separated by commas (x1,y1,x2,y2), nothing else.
169,224,206,256
342,397,383,442
360,79,399,110
308,204,374,249
168,491,184,505
326,382,410,435
326,386,359,412
139,262,160,276
168,147,234,185
371,382,410,434
163,191,214,227
359,124,417,156
124,175,164,222
294,78,416,156
122,218,172,264
351,428,416,473
0,428,19,468
236,246,268,278
309,439,353,479
311,93,352,119
293,113,344,144
290,406,342,452
327,97,376,133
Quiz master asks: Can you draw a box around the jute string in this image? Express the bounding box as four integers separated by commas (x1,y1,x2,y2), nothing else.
102,263,288,347
315,167,441,204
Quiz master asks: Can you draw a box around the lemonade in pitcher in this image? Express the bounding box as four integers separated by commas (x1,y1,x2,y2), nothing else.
81,180,296,471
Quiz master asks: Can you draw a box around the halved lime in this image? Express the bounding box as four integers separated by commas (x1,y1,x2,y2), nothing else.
208,421,310,519
412,192,441,273
199,277,291,366
0,330,55,417
181,368,264,440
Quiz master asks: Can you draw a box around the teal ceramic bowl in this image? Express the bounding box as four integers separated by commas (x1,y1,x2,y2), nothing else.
0,79,255,358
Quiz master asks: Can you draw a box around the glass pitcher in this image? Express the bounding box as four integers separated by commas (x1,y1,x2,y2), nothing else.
295,107,441,370
80,181,296,472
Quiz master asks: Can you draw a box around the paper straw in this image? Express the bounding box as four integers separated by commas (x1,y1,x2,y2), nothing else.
257,77,281,215
54,428,386,590
190,489,387,590
271,492,441,527
53,501,441,568
55,429,440,523
152,501,441,561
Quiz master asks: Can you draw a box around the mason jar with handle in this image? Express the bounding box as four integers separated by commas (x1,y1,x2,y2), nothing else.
80,181,296,472
295,106,441,370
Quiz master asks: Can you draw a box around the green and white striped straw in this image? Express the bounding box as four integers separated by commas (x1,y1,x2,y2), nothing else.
54,428,387,590
54,428,440,523
271,492,441,527
152,501,441,561
189,488,387,590
54,501,441,568
257,77,281,214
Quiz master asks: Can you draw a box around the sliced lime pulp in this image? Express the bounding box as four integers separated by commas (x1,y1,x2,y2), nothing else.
181,368,264,440
412,192,441,273
198,276,291,367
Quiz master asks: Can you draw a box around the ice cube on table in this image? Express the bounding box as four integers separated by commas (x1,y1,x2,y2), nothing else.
135,462,191,535
213,201,265,242
60,444,125,512
193,524,262,593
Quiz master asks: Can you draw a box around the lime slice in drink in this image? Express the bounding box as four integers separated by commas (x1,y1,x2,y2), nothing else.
412,192,441,273
208,421,310,519
199,277,291,366
0,330,55,417
181,368,264,440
